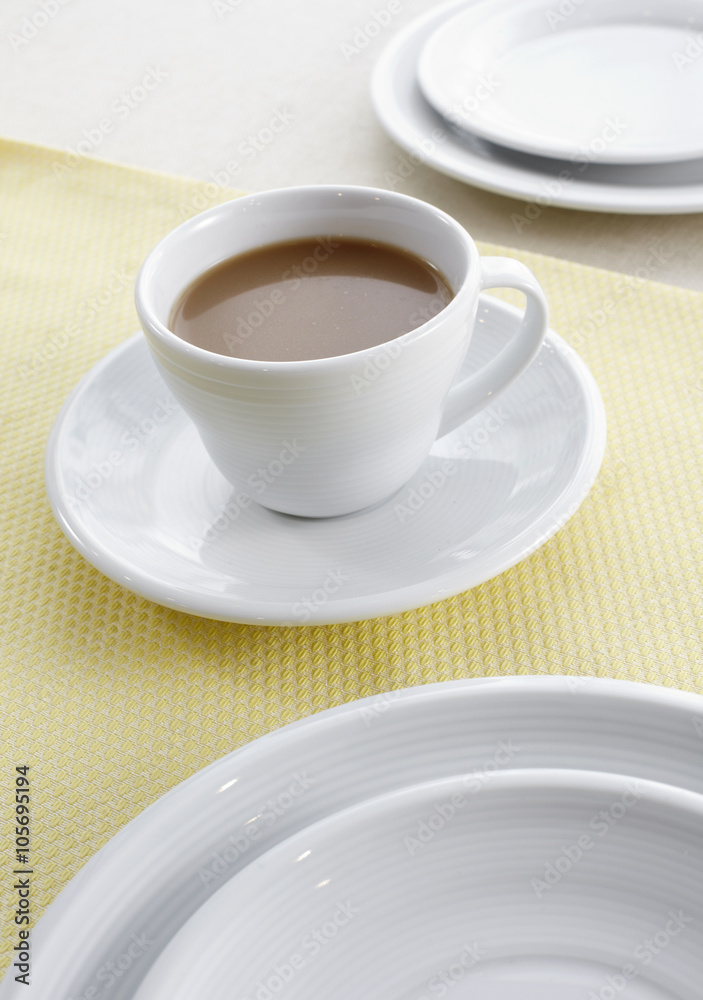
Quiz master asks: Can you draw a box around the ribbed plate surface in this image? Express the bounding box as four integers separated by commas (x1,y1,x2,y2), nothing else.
5,677,703,1000
136,770,703,1000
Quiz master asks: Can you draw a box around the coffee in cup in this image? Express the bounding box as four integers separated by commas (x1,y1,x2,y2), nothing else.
169,236,455,363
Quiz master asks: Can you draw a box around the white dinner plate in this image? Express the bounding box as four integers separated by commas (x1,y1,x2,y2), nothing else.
418,0,703,165
371,0,703,213
135,770,703,1000
44,298,605,624
4,677,703,1000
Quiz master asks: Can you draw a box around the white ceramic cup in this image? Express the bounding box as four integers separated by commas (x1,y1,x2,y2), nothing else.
135,185,548,517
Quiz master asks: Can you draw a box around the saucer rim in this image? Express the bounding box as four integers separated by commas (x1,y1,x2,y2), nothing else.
45,298,606,625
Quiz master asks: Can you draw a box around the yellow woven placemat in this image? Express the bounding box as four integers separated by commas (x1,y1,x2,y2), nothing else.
1,138,702,964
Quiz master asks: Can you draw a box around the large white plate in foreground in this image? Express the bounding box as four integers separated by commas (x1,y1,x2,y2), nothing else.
136,771,703,1000
372,0,703,213
45,298,605,624
418,0,703,165
4,677,703,1000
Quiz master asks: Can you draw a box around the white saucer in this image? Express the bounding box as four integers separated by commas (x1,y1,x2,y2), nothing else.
135,770,703,1000
371,0,703,213
45,298,605,625
418,0,703,165
8,677,703,1000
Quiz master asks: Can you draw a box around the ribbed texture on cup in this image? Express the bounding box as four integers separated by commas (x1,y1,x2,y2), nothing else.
144,298,476,516
135,185,479,516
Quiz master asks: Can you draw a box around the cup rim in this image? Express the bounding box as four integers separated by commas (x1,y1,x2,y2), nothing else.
135,184,479,375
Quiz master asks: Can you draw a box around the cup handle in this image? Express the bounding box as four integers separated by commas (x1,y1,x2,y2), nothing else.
437,257,549,438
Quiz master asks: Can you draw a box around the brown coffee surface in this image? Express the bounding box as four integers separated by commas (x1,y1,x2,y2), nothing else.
169,236,454,361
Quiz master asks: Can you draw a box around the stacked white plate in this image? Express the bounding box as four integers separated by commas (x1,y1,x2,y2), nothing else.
372,0,703,213
3,677,703,999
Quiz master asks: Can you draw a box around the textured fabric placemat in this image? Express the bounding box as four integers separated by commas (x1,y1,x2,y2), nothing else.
0,138,701,965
